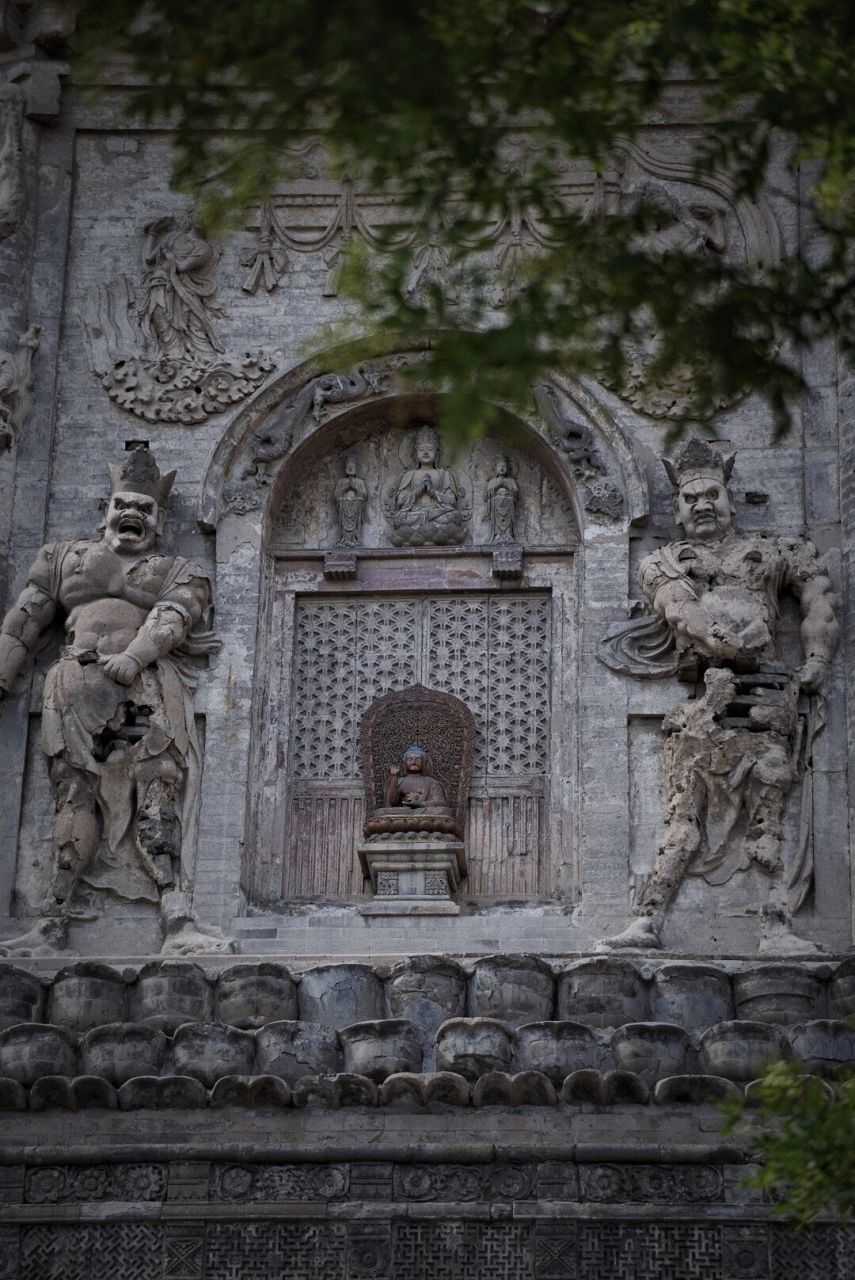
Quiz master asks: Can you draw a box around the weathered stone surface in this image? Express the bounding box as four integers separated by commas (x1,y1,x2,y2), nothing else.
172,1022,256,1087
70,1074,118,1109
733,965,826,1025
339,1019,423,1082
610,1023,692,1084
255,1020,342,1083
468,955,554,1027
209,1074,291,1108
560,1068,650,1105
28,1074,77,1111
788,1020,855,1077
653,1075,740,1105
602,1070,651,1104
378,1070,471,1107
700,1020,788,1082
514,1021,602,1082
81,1022,167,1084
561,1068,608,1105
557,960,648,1027
744,1073,834,1106
435,1018,515,1080
0,964,45,1029
0,1075,26,1109
131,962,212,1032
377,1071,425,1106
48,962,127,1031
829,958,855,1018
298,965,384,1029
472,1069,556,1107
423,1071,471,1106
291,1073,378,1109
117,1075,207,1109
384,957,467,1040
0,448,229,956
0,1023,77,1083
651,964,734,1030
214,963,297,1029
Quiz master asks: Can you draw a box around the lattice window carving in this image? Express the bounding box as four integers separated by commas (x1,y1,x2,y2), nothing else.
283,592,551,897
292,594,549,779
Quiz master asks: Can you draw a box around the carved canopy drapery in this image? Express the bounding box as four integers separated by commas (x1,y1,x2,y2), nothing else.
360,685,476,839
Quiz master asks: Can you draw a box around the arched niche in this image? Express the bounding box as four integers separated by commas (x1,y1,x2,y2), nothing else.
198,339,649,910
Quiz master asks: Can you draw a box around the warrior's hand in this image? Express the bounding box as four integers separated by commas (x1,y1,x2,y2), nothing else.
388,766,401,777
100,653,143,686
797,656,830,694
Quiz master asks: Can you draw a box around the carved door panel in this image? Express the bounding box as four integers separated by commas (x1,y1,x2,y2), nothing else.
283,593,551,898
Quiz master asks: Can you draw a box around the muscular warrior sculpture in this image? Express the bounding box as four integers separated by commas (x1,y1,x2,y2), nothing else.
0,446,232,956
604,437,838,950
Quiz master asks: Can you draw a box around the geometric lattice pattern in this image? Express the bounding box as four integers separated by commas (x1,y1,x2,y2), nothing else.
12,1199,855,1279
577,1224,721,1280
19,1225,163,1280
292,594,550,780
770,1225,849,1280
292,599,418,780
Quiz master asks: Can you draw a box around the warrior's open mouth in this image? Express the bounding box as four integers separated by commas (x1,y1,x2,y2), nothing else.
118,515,145,537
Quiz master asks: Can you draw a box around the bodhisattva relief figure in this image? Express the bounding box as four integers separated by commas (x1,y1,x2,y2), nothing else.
0,446,233,957
139,214,226,359
334,454,368,547
387,422,468,546
484,455,519,543
603,437,839,952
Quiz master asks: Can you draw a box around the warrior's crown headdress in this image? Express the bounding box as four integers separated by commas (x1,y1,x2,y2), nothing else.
108,446,176,505
662,437,734,491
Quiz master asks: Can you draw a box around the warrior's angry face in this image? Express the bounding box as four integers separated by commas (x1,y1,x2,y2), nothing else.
676,477,733,541
105,490,161,554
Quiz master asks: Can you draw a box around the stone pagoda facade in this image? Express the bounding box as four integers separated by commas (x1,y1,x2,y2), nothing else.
0,11,854,1279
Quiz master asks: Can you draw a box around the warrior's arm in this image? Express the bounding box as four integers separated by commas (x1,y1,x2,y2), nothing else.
102,573,211,686
0,582,57,695
793,572,839,691
794,572,839,664
126,576,209,668
781,541,840,690
646,577,742,661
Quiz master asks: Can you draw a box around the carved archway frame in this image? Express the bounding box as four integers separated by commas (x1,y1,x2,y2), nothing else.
191,334,652,929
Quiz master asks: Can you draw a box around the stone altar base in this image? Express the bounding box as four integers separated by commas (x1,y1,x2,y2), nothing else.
358,840,466,915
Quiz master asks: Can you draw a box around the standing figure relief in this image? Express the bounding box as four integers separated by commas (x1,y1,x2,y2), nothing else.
600,437,839,953
0,447,233,957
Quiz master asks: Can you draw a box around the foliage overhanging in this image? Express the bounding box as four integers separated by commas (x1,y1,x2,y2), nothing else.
71,0,855,434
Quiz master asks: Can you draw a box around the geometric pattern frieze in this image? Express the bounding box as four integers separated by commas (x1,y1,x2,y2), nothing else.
6,1219,855,1279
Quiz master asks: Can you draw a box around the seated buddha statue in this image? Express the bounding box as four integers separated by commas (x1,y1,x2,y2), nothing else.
386,746,452,813
364,745,462,838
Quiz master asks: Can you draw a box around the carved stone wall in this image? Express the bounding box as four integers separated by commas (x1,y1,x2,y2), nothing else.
1,1165,853,1280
